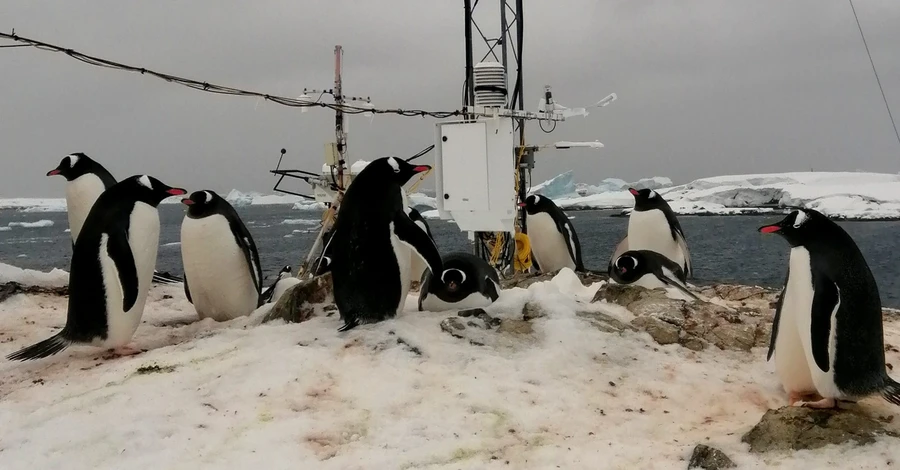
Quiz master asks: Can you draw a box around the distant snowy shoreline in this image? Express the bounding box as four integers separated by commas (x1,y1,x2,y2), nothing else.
3,170,900,221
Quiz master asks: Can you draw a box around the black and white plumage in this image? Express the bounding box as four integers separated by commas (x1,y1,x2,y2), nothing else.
406,207,436,283
329,156,443,332
47,153,182,285
180,190,263,321
610,250,697,300
760,208,900,408
418,252,501,312
522,194,585,273
626,188,692,278
6,175,187,361
261,265,298,304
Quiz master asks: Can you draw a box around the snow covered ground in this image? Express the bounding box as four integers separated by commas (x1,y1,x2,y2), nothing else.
2,266,900,469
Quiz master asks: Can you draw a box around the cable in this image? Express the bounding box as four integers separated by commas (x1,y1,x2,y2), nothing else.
0,31,465,119
848,0,900,153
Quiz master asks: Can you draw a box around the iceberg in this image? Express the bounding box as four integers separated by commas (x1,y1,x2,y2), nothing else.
529,170,576,199
7,220,54,229
0,198,67,213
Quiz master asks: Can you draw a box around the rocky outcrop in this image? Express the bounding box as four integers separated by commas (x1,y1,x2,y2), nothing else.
262,273,334,324
593,283,773,352
741,406,900,453
0,282,68,303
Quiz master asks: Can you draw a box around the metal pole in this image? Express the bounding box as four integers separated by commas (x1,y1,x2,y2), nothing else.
464,0,475,119
515,0,527,240
499,0,508,82
334,45,346,190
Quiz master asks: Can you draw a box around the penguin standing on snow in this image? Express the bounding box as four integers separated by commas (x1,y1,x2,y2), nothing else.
625,188,692,278
47,152,181,285
610,250,697,300
261,265,299,304
407,207,436,284
6,175,187,361
329,156,443,331
418,252,501,312
180,190,263,321
522,194,585,273
759,208,900,408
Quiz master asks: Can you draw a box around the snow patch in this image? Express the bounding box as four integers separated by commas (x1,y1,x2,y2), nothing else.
0,262,68,287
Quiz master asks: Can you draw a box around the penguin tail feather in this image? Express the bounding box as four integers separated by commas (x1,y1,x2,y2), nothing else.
881,378,900,406
6,332,72,361
337,319,359,332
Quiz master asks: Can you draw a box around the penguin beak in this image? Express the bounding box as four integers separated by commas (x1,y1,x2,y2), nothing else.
412,165,431,173
47,168,61,176
518,202,526,208
181,198,194,206
759,224,781,234
447,281,458,292
628,188,639,196
166,188,187,196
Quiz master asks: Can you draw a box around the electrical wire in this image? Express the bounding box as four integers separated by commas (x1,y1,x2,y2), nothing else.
847,0,900,153
0,31,465,119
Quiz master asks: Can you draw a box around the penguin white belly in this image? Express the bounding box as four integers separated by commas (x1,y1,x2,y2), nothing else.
630,273,669,291
270,277,301,304
65,174,107,243
528,212,575,272
421,291,493,312
181,215,259,321
389,222,413,315
98,202,160,348
628,210,684,267
774,247,818,396
410,255,427,284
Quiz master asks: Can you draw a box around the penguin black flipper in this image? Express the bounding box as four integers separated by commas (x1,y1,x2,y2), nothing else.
183,274,193,304
559,219,585,272
483,276,500,302
417,270,432,312
767,267,790,361
662,209,692,277
228,218,263,299
651,258,697,300
810,271,840,373
393,211,443,274
105,230,140,312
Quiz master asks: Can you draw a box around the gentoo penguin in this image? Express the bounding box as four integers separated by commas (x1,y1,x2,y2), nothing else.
407,207,436,284
47,153,181,285
610,250,697,300
607,236,629,276
522,194,585,273
418,252,501,312
264,265,302,304
7,175,186,360
759,209,900,408
626,188,692,278
329,156,443,331
180,190,263,321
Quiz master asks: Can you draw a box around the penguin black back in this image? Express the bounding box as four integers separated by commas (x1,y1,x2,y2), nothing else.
759,209,897,401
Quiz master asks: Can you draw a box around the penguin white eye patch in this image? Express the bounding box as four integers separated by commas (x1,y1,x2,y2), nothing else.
533,195,541,204
137,175,153,189
203,191,213,202
387,157,400,172
649,191,658,199
441,269,467,284
793,210,808,228
67,154,80,166
614,256,637,270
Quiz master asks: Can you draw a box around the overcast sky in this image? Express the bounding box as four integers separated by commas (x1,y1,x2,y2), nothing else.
1,0,898,197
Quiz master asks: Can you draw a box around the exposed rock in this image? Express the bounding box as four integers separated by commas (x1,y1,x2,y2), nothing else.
522,302,547,321
497,319,533,335
262,273,333,324
576,311,636,333
439,311,536,348
0,282,68,303
687,444,735,469
440,317,467,339
591,283,770,352
741,406,900,453
632,316,680,345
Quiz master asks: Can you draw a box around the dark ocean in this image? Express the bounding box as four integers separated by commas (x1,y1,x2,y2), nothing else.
2,205,899,307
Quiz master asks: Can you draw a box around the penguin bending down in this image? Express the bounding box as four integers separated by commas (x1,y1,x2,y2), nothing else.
418,252,501,312
180,190,263,321
329,156,443,331
261,265,298,304
47,153,181,285
626,188,692,278
522,194,585,273
7,175,187,361
610,250,697,300
759,209,900,408
407,207,436,284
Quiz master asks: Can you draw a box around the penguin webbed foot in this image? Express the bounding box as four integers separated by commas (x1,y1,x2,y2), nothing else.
104,345,145,359
793,397,837,409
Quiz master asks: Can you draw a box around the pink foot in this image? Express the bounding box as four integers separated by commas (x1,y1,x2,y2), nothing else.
108,345,144,357
788,391,823,406
796,397,837,409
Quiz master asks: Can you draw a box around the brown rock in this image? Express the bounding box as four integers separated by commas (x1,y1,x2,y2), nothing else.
708,324,757,352
631,316,680,345
497,319,534,335
741,406,900,453
687,444,735,469
576,311,636,333
0,282,68,303
522,302,547,321
262,273,333,324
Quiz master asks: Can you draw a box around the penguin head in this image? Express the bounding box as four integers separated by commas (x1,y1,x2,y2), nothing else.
118,174,186,206
521,194,553,215
313,255,331,276
279,265,292,278
629,188,668,211
758,209,821,246
47,152,98,181
369,156,431,185
181,190,225,217
610,251,646,284
440,268,469,293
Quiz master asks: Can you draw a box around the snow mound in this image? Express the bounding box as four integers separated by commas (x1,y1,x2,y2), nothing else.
408,192,437,209
7,220,54,229
0,262,68,288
